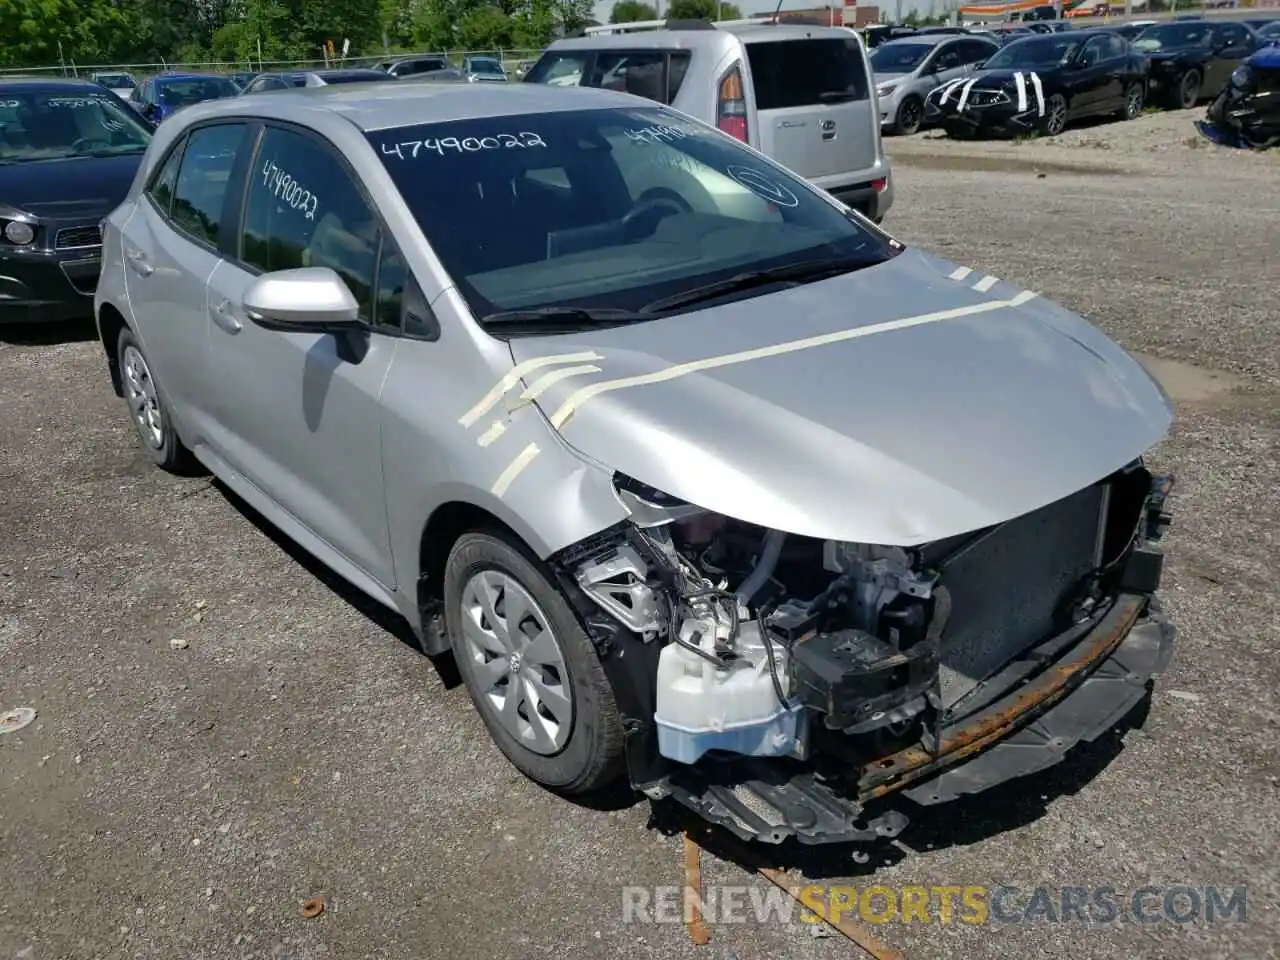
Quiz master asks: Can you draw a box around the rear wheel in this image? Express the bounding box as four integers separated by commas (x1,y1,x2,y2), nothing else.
1120,82,1144,120
1175,69,1202,110
117,327,197,474
443,530,625,795
892,96,924,136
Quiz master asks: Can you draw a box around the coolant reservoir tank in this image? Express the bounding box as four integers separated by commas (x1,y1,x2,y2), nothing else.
654,620,807,765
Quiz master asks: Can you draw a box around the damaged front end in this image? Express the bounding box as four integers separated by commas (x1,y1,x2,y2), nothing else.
1196,52,1280,150
550,466,1176,845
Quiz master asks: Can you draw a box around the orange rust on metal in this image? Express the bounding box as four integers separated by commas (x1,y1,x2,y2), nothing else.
757,867,906,960
860,595,1144,800
300,897,325,919
683,832,711,946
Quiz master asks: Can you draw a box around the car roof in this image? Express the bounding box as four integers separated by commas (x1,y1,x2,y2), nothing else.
0,76,108,93
156,72,236,82
875,34,965,48
169,81,644,132
549,22,857,51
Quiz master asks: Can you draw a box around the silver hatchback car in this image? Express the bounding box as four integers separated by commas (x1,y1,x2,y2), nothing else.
96,83,1177,845
870,33,1000,135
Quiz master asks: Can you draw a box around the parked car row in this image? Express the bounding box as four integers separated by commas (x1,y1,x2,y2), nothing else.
869,17,1278,140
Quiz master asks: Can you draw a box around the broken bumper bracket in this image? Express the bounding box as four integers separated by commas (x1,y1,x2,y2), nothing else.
901,607,1175,805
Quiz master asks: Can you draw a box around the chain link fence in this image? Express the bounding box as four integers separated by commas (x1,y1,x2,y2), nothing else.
0,49,547,80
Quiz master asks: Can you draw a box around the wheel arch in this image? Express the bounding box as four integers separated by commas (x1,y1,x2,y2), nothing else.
97,302,130,397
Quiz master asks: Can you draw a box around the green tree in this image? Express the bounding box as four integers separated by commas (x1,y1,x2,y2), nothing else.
458,5,514,47
0,0,128,68
550,0,594,33
666,0,741,20
610,0,657,21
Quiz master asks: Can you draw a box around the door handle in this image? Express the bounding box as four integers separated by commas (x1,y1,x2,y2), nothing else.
209,298,243,334
124,247,153,277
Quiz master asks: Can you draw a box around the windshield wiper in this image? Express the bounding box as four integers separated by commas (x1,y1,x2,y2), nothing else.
638,255,884,314
481,306,652,330
818,91,860,103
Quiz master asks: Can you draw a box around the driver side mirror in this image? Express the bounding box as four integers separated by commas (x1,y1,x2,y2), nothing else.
243,267,363,334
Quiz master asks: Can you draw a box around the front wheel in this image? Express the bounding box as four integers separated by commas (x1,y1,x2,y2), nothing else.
1040,93,1068,136
443,530,625,795
892,96,924,136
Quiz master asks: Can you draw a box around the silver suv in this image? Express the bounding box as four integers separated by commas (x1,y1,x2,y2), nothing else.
526,21,893,222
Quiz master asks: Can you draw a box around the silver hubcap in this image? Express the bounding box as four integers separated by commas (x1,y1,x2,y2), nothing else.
121,344,163,449
1128,88,1142,116
460,570,573,755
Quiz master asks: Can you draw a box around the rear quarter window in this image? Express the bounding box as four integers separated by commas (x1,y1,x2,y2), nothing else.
526,51,693,105
746,38,870,110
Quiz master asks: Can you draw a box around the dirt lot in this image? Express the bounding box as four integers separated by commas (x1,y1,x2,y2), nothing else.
2,108,1278,960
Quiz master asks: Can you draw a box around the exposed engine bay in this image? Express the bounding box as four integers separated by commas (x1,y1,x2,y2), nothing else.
555,462,1175,845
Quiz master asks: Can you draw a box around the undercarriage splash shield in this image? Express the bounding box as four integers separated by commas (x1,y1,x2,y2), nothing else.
902,609,1174,805
657,760,909,846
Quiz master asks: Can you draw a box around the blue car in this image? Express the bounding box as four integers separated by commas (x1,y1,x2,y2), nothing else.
126,72,241,124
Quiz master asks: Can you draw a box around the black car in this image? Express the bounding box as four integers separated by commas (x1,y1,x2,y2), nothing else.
1131,19,1259,109
926,29,1148,138
0,78,153,324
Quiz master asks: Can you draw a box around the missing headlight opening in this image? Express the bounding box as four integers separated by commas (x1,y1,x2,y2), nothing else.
559,465,1175,845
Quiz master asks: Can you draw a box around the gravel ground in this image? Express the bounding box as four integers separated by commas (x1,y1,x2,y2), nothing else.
2,108,1278,960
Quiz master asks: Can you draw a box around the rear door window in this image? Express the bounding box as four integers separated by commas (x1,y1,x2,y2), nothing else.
526,51,693,105
746,38,870,109
169,122,249,247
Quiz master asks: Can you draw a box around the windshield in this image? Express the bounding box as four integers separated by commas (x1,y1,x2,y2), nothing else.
469,58,504,73
1261,21,1280,38
870,42,934,73
95,74,134,89
0,90,152,163
157,77,240,107
1133,23,1215,50
983,36,1082,69
367,107,894,326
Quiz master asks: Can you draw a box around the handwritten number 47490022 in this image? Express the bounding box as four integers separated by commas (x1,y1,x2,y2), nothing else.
381,132,546,159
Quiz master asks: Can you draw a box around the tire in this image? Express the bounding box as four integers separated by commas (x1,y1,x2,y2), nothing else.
892,95,924,136
1040,93,1068,136
943,120,975,140
443,530,625,795
1120,82,1144,121
1175,69,1201,110
116,326,197,473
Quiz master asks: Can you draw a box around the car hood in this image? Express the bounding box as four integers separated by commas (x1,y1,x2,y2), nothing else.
873,72,911,85
506,248,1172,546
0,153,143,219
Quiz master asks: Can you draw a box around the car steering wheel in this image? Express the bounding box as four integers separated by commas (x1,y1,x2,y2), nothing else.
621,194,691,239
